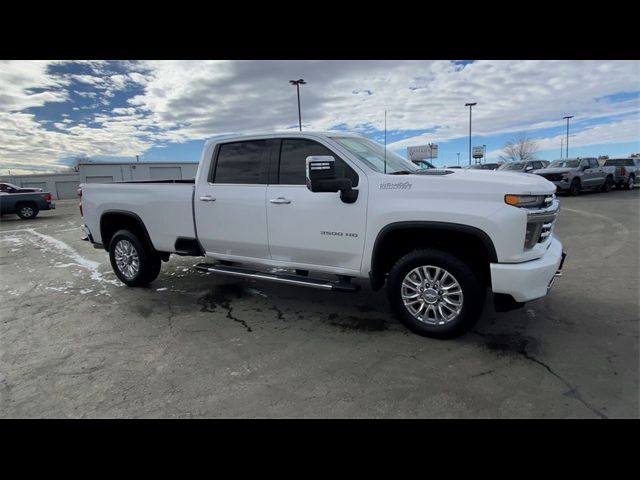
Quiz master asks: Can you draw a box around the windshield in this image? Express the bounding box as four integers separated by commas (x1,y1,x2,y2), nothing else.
499,162,525,171
331,137,419,174
549,159,579,168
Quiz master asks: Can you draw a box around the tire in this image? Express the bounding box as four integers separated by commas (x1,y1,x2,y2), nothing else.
601,176,613,192
108,229,161,287
625,175,635,190
569,179,581,196
16,202,39,220
386,249,485,339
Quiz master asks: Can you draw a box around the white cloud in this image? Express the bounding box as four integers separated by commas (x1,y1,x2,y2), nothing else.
0,60,638,174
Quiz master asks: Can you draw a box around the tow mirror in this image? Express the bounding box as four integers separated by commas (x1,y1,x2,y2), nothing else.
305,156,358,203
306,156,351,192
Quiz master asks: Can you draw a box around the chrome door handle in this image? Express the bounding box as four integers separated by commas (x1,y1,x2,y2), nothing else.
199,195,216,202
269,197,291,205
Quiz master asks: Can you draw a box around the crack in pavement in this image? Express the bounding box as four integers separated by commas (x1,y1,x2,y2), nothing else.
471,330,608,419
197,286,253,333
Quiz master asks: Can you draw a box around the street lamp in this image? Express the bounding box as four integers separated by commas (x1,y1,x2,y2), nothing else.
289,79,306,131
465,102,477,165
563,115,574,158
482,144,486,164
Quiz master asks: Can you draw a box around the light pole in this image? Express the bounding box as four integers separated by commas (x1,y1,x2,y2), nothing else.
563,115,574,158
560,138,564,159
482,144,486,164
465,102,477,165
289,79,306,131
456,153,460,166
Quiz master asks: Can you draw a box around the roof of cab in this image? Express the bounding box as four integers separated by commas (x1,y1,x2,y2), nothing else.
204,131,361,148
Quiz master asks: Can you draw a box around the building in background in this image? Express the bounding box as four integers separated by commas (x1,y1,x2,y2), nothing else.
0,162,198,200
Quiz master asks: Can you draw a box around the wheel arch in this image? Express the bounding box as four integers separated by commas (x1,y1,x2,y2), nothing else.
369,221,498,291
100,210,157,254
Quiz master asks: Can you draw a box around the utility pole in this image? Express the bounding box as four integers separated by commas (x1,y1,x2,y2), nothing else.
465,102,477,165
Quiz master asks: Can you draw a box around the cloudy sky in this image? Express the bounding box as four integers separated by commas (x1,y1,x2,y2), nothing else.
0,60,638,174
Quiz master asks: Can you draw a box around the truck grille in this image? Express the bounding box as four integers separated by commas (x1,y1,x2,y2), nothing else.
538,173,563,181
524,194,559,249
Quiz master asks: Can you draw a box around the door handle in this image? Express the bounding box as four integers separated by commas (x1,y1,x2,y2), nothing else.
199,195,216,202
269,197,291,205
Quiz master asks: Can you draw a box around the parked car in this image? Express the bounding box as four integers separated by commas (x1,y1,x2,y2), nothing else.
532,157,615,196
601,158,637,190
468,163,501,170
411,159,436,169
80,132,564,339
0,191,55,219
0,182,43,193
498,160,547,173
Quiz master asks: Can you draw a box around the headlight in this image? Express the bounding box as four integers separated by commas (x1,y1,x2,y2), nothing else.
504,194,545,207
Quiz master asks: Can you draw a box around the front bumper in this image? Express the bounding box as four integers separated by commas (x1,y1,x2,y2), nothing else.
490,238,565,303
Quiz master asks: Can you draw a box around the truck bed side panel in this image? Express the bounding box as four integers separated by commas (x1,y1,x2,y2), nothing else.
82,183,195,252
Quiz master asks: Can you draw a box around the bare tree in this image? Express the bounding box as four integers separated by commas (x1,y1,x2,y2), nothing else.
499,133,539,162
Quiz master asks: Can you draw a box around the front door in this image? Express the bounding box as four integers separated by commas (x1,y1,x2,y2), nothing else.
265,138,367,273
194,139,273,260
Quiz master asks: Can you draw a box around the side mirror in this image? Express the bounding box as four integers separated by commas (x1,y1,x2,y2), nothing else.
305,155,358,204
306,156,351,193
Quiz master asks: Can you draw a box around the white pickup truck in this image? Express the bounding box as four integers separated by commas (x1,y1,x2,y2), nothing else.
80,132,565,338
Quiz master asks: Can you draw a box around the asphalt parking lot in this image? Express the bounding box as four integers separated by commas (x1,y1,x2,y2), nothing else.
1,190,638,418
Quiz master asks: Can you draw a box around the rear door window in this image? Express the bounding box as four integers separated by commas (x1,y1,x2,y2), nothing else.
212,140,269,184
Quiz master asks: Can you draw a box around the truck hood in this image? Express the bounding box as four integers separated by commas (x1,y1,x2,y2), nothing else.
532,167,572,175
375,169,556,200
407,168,556,195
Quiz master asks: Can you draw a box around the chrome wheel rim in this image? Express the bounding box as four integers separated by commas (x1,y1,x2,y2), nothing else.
20,206,34,217
401,265,464,325
114,239,140,279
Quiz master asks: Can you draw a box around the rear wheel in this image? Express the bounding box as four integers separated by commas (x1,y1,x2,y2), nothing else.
601,176,613,192
569,179,581,196
16,202,39,220
625,175,635,190
386,249,485,339
109,230,161,286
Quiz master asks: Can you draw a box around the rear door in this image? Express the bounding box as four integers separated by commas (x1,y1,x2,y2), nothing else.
194,139,274,260
265,137,367,273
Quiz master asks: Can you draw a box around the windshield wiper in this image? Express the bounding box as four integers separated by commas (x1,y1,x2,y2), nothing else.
389,170,413,175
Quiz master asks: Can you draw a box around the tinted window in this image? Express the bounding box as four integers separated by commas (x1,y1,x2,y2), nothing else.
589,158,599,168
604,159,633,167
213,141,268,184
532,161,543,169
279,139,359,186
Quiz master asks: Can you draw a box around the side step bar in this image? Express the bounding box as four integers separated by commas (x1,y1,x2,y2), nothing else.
194,263,360,292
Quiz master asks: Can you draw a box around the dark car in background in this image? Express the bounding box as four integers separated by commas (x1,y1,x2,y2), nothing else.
498,160,547,173
0,182,43,193
0,191,55,219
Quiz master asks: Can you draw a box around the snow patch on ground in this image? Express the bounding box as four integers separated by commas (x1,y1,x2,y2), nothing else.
24,229,123,287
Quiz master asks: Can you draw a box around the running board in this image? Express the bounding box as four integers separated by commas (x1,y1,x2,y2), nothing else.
194,263,360,292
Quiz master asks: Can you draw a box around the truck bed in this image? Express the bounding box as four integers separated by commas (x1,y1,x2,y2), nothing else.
81,181,196,252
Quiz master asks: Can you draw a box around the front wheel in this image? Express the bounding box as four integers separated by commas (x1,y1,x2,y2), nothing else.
601,176,613,192
569,179,581,196
386,249,485,339
109,230,161,286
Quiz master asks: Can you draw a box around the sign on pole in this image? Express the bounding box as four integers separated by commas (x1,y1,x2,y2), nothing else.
408,144,438,161
472,146,484,159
